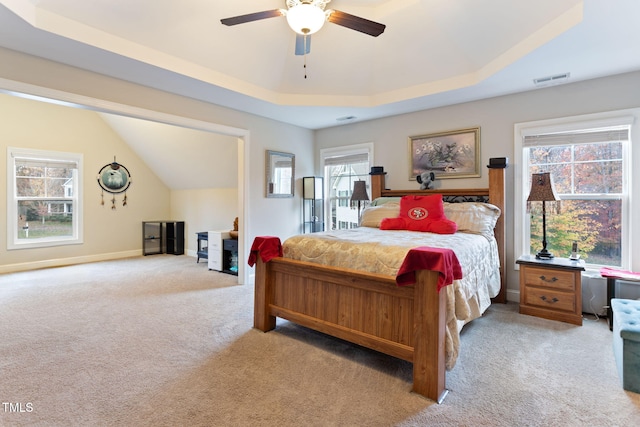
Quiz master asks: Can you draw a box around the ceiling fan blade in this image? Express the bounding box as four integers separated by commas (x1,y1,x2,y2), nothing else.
220,9,283,26
327,10,386,37
295,34,311,56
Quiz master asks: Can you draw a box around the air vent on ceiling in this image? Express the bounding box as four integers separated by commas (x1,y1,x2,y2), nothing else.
336,115,357,122
533,73,570,87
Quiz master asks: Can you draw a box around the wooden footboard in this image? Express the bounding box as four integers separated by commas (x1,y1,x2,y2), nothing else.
254,256,447,403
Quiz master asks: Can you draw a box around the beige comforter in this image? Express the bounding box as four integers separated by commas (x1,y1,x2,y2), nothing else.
283,227,501,369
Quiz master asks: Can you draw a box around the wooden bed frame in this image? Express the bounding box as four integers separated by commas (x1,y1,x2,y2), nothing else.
253,163,506,403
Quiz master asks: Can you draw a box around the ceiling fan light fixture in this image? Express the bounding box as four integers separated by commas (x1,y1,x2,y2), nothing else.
286,4,327,35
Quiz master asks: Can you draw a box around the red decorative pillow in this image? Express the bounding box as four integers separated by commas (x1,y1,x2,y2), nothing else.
380,195,458,234
399,195,445,221
378,217,406,230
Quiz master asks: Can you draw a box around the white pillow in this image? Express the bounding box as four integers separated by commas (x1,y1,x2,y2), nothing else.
371,197,402,206
359,202,400,228
443,202,501,238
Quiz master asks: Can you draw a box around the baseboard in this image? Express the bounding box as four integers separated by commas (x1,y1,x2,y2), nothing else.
506,288,520,303
0,250,142,274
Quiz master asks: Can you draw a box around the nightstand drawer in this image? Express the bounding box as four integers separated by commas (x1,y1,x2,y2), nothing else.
523,287,576,313
522,266,575,291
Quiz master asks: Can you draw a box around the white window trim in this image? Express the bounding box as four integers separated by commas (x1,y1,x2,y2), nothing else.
7,147,83,250
514,109,638,272
320,143,374,166
320,142,374,229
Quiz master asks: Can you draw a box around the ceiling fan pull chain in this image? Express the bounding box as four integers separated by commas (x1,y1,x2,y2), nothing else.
304,34,308,79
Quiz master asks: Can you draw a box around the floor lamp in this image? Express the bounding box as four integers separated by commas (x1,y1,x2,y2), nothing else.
527,172,560,259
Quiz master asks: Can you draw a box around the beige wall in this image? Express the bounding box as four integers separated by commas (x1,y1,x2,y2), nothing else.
171,188,238,257
0,47,315,281
0,92,241,271
315,70,640,299
0,93,170,272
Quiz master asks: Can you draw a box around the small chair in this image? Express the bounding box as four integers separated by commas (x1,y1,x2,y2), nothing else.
611,298,640,393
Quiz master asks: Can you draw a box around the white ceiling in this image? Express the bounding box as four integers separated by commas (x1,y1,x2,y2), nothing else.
1,0,640,129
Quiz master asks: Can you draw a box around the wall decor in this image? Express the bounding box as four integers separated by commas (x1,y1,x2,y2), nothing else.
409,127,480,180
97,157,132,209
265,150,294,198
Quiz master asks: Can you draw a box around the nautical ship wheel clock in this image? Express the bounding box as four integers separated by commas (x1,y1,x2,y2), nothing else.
97,157,132,209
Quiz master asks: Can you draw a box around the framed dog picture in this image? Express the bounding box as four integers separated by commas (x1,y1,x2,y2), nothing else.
409,127,481,179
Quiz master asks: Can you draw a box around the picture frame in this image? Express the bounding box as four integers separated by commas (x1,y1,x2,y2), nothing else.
408,127,481,180
265,150,295,198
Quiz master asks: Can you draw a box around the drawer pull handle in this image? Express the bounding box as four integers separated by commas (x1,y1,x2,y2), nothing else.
540,296,559,304
539,275,558,283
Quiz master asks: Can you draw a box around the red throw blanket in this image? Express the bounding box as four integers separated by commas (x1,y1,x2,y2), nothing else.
600,267,640,282
396,246,463,290
247,236,283,267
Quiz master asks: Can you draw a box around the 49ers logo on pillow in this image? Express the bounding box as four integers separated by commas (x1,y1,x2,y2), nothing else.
408,207,428,220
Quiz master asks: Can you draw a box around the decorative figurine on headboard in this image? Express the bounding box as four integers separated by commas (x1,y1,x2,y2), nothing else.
416,171,436,190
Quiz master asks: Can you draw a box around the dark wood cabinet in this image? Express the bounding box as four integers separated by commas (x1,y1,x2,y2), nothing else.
142,221,184,256
222,238,238,275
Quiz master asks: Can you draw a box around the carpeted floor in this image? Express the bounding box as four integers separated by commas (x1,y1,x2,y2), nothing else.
1,255,638,426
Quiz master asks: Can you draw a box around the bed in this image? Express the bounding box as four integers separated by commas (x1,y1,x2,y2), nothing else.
251,162,506,403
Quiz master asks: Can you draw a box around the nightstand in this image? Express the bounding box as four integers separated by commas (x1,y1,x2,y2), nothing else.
516,255,585,326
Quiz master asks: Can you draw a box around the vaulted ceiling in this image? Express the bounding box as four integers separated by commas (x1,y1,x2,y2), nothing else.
2,0,640,129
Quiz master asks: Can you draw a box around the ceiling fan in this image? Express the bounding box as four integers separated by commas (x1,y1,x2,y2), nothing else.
221,0,386,56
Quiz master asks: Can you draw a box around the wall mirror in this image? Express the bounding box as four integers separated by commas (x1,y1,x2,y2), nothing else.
265,150,295,198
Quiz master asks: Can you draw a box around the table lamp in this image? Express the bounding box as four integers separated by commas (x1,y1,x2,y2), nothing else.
350,180,370,217
527,172,561,259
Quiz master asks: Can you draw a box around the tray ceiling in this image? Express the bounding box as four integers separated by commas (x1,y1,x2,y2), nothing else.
2,0,640,128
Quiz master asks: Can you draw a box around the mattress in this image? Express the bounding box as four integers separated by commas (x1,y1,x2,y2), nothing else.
283,227,501,369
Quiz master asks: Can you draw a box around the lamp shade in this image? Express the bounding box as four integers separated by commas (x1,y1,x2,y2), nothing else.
286,4,326,35
527,172,561,259
303,176,323,200
527,172,558,202
350,180,369,202
527,172,561,213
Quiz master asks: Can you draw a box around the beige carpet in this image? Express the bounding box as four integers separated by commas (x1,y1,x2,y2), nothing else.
1,255,639,426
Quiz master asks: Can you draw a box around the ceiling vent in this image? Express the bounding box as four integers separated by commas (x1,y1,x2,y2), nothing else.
533,73,570,87
336,115,357,122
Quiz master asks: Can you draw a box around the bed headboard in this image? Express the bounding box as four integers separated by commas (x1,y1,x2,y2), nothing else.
370,160,507,303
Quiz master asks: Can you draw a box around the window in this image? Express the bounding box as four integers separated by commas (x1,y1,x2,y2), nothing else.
515,113,633,269
7,147,83,249
320,143,373,230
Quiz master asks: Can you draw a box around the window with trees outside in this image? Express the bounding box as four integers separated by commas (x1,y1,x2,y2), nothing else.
320,143,372,231
515,114,632,269
7,147,83,249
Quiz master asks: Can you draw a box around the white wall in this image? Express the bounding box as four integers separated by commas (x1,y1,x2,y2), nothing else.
315,70,640,302
6,44,638,294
